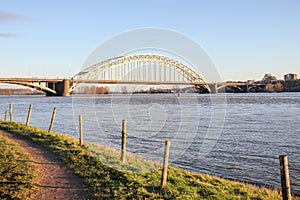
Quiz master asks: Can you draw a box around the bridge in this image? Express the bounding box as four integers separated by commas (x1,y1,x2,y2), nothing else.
0,78,71,96
0,54,264,96
210,82,266,93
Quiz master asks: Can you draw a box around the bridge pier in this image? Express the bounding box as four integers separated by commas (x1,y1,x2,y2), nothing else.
214,83,218,94
46,79,70,96
208,83,218,94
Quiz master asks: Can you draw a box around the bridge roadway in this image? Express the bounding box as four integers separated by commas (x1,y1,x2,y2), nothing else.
0,77,258,96
0,78,64,82
0,78,70,96
1,54,268,96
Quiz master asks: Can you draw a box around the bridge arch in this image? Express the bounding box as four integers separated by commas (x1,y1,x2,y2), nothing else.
73,54,210,92
0,79,72,96
248,84,266,92
0,80,57,95
217,85,244,92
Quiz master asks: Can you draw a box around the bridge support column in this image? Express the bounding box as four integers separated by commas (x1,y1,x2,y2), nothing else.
214,83,218,94
208,83,219,94
208,83,218,94
62,79,70,96
46,79,70,96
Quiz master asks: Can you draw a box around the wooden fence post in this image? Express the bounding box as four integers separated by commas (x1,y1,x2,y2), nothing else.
26,104,32,126
48,107,56,133
279,155,291,200
9,104,13,121
79,115,83,146
121,119,127,163
4,111,8,121
161,140,171,188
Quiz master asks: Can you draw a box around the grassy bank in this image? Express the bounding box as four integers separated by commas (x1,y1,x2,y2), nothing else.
0,133,36,200
0,121,294,199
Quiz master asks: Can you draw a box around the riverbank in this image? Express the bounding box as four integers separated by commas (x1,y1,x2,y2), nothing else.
1,121,296,199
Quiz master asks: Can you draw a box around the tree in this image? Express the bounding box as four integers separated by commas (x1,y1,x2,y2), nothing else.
274,82,283,92
96,86,110,94
266,84,274,92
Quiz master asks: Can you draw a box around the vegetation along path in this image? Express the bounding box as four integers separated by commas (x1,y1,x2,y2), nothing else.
2,121,299,199
0,130,91,200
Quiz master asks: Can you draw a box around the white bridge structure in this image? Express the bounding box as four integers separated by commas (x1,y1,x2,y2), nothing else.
72,54,210,93
1,54,256,96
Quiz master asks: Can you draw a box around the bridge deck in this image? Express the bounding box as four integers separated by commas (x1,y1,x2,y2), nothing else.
0,78,65,82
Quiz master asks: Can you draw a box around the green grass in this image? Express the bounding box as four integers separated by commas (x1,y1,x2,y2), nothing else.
85,142,160,173
0,133,36,200
0,121,298,199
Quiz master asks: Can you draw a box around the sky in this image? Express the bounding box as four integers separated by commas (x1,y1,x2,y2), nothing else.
1,0,300,81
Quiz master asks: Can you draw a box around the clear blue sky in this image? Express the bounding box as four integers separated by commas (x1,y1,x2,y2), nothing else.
1,0,299,81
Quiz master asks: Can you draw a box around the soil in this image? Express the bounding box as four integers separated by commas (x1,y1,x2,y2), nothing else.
0,130,92,200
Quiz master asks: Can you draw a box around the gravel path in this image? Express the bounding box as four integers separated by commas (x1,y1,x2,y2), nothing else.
0,130,92,200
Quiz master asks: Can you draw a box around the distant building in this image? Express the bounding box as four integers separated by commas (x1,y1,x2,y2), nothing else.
284,73,298,81
262,73,277,84
247,80,255,84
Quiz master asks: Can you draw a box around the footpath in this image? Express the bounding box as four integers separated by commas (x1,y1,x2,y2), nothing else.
0,130,91,200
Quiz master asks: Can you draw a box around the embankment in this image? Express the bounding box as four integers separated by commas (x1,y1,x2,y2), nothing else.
0,121,297,199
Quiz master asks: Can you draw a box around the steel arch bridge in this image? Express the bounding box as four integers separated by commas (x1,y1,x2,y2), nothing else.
72,54,210,93
0,54,211,96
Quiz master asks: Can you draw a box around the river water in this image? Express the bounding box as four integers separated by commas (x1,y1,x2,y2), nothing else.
0,93,299,194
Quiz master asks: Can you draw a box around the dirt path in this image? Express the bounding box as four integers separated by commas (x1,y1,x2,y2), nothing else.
0,130,92,200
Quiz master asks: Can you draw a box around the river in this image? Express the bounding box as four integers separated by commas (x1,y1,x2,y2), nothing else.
0,92,299,194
